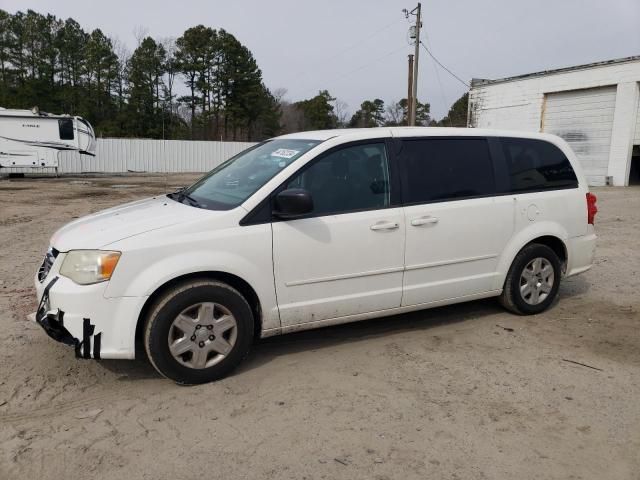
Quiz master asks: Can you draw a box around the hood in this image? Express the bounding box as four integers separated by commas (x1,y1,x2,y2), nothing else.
51,196,209,251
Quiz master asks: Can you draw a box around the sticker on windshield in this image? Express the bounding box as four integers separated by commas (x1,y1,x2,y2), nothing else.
271,148,299,159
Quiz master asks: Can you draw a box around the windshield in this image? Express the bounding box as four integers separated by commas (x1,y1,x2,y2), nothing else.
173,139,322,210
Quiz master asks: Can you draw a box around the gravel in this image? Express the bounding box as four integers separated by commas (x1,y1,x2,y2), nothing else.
0,175,639,479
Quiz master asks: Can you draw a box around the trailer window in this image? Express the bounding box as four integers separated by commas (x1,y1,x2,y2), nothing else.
59,119,74,140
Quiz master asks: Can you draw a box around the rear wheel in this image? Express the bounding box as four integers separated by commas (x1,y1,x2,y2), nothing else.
499,244,561,315
144,280,254,384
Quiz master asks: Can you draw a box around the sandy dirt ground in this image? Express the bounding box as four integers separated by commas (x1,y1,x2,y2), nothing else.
0,174,639,480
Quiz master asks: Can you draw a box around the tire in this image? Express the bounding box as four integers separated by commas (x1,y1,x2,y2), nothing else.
144,279,254,384
499,243,562,315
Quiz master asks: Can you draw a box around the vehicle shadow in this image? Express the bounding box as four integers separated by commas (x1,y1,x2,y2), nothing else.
98,357,159,380
557,274,591,299
237,298,505,375
101,279,590,382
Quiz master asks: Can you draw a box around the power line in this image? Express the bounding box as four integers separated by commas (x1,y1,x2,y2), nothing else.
288,18,405,83
331,44,408,84
423,33,452,125
419,41,470,88
297,44,409,99
431,52,453,126
323,18,405,64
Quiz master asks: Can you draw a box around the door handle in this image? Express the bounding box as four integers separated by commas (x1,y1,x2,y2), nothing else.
411,216,439,226
370,221,399,231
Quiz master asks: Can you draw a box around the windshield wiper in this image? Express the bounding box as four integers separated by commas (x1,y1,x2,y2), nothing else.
181,193,202,207
167,188,203,208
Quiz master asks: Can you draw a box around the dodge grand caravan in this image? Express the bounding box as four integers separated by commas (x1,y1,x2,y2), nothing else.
33,128,597,384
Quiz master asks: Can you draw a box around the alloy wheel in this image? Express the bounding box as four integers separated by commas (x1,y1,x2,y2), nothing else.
519,257,555,305
167,302,238,369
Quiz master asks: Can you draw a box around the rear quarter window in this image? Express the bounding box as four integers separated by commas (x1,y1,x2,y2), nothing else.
500,137,578,192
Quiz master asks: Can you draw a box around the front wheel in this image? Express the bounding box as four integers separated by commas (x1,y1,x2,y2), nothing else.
144,280,254,384
499,244,562,315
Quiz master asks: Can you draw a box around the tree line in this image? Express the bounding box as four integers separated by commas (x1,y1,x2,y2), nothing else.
277,90,467,131
0,9,467,142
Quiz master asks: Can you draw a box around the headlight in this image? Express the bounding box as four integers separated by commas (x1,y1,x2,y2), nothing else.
59,250,121,285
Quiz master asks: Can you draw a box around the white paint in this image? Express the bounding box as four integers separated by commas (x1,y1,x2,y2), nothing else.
401,197,513,305
284,265,405,287
635,85,640,145
543,86,617,185
278,290,502,335
0,108,95,168
608,82,639,185
469,57,640,186
32,127,596,366
272,208,405,327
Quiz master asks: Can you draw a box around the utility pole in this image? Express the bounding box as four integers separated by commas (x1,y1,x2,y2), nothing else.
412,3,421,126
404,3,422,126
407,54,414,124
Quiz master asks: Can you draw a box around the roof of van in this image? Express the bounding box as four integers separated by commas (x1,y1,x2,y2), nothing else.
277,127,556,142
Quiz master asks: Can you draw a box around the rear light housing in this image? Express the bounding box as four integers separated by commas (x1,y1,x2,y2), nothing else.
586,192,597,225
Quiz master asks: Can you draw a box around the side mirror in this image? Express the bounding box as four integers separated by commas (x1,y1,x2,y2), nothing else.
273,188,313,219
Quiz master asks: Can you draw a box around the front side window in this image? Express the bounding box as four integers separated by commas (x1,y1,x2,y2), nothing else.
285,143,391,216
180,139,321,210
500,138,578,192
400,138,495,204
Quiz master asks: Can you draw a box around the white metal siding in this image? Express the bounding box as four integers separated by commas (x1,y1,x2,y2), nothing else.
0,139,255,175
468,58,640,185
542,87,617,186
634,88,640,145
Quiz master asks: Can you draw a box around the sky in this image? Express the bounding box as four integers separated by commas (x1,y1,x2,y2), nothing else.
2,0,639,119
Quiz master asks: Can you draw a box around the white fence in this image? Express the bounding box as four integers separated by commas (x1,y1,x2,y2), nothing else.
3,138,256,174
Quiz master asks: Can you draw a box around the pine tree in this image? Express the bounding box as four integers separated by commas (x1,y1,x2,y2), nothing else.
126,37,166,137
349,98,385,128
294,90,337,130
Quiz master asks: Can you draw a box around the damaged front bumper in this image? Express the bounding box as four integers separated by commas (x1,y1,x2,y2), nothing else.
34,276,102,359
32,263,147,360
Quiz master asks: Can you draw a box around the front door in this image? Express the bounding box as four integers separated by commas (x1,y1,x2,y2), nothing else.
272,141,405,327
398,137,514,306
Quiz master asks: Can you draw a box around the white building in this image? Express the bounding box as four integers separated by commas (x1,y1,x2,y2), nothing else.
468,56,640,186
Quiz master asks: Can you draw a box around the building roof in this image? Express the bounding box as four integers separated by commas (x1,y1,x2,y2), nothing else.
471,55,640,87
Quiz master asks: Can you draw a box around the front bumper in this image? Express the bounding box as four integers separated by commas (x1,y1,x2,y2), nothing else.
34,276,101,358
37,309,77,348
33,259,148,360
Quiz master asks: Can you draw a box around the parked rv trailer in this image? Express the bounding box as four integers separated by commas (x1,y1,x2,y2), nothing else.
0,107,96,171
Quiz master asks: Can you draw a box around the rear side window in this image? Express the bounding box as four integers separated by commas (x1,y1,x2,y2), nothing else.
500,138,578,192
400,138,495,203
58,119,74,140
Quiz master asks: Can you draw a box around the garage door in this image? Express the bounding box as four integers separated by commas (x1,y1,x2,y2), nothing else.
543,86,617,186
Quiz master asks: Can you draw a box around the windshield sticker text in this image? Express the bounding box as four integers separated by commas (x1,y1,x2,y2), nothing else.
271,148,299,159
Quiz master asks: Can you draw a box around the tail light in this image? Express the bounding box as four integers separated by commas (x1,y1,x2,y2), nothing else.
586,192,597,225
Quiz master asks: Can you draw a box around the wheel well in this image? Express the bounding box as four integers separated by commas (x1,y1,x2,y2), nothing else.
527,236,568,272
134,272,262,358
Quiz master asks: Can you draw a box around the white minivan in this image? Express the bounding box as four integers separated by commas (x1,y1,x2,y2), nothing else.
33,128,597,384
